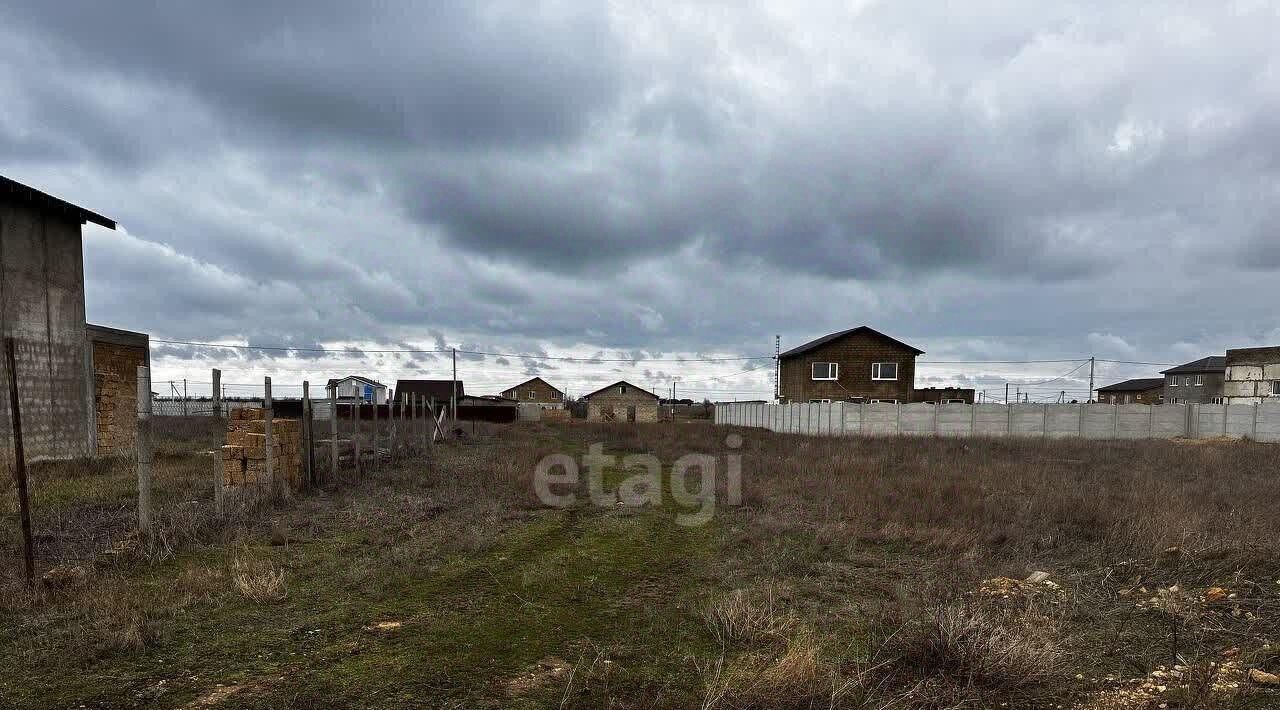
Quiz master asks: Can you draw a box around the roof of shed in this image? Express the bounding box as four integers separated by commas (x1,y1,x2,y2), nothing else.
394,379,464,399
1160,356,1225,375
581,380,660,401
326,375,387,388
1097,377,1165,392
0,175,115,229
1225,346,1280,366
779,326,924,359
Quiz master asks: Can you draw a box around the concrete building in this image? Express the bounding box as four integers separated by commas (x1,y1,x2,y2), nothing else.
583,380,660,422
1223,347,1280,404
325,375,388,404
1097,377,1164,405
778,326,922,404
1161,356,1225,404
1,175,122,461
500,376,564,408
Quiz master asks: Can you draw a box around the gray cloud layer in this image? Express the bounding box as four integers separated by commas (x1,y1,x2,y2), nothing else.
3,1,1280,396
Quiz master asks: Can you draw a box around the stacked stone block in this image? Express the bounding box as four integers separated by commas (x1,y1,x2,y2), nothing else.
92,340,144,456
220,408,304,491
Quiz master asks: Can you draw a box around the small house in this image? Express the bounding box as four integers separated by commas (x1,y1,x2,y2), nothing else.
326,375,388,404
1097,378,1164,405
500,376,564,408
582,381,660,422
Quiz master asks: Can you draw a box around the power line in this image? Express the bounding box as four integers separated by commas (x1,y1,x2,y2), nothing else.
151,338,772,363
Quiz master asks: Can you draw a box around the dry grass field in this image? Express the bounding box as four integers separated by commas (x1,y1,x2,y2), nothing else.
2,420,1279,708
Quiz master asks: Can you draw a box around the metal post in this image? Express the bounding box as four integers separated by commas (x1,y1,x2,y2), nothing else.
264,377,274,499
451,347,458,422
212,368,223,513
183,378,188,416
328,387,338,478
303,381,314,488
1088,356,1096,403
5,338,35,583
136,364,153,535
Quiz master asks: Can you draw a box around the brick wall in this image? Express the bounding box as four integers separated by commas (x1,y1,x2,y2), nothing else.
219,408,304,491
92,340,145,456
585,384,660,422
501,378,563,404
779,332,917,403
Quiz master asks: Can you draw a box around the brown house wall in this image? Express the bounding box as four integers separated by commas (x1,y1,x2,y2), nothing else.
779,333,916,403
585,387,659,422
502,379,562,403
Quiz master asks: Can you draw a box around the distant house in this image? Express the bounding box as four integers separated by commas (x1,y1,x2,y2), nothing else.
500,376,564,408
394,379,464,412
1097,378,1164,405
1223,347,1280,404
913,387,976,404
326,375,387,404
1161,356,1225,404
778,326,922,404
582,381,660,422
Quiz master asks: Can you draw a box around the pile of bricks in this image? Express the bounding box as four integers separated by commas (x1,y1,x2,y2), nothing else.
220,408,304,491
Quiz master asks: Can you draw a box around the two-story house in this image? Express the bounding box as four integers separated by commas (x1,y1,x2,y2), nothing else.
1160,356,1226,404
778,326,922,403
500,377,565,408
326,375,388,404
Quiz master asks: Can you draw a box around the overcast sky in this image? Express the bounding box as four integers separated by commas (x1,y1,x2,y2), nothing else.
3,1,1278,400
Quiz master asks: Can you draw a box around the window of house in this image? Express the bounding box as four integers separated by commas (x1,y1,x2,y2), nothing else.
809,398,832,404
528,391,535,399
1194,374,1203,386
869,398,897,404
1170,377,1178,387
1213,396,1225,404
871,362,898,380
811,362,838,380
552,392,560,400
618,385,628,395
1272,381,1280,396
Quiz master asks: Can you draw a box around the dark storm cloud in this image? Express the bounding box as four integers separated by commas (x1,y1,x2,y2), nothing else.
3,0,1280,383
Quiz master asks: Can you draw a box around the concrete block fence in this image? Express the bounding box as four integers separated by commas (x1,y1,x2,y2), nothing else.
713,401,1280,443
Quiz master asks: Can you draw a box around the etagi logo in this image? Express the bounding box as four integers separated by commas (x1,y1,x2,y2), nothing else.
533,434,744,527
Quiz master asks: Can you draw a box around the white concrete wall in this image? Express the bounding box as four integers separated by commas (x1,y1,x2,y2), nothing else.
714,401,1280,443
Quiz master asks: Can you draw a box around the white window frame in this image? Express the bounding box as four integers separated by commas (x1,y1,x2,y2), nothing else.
1194,374,1203,386
618,385,628,395
1272,381,1280,396
869,398,897,404
811,362,839,381
1169,376,1178,387
871,362,898,381
808,398,832,404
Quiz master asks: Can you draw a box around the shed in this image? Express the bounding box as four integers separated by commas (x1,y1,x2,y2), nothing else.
582,381,660,422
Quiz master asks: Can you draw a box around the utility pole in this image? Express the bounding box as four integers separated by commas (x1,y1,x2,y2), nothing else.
451,348,458,421
183,378,188,416
1005,383,1010,404
774,334,781,403
1088,356,1096,404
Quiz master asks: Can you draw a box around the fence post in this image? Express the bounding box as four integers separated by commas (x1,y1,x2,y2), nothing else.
1253,404,1260,440
212,368,223,514
1148,403,1155,439
5,338,35,584
303,380,314,488
136,365,153,536
895,402,901,435
264,376,274,500
329,388,338,477
353,402,363,478
1112,403,1119,439
422,396,432,451
375,398,384,471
